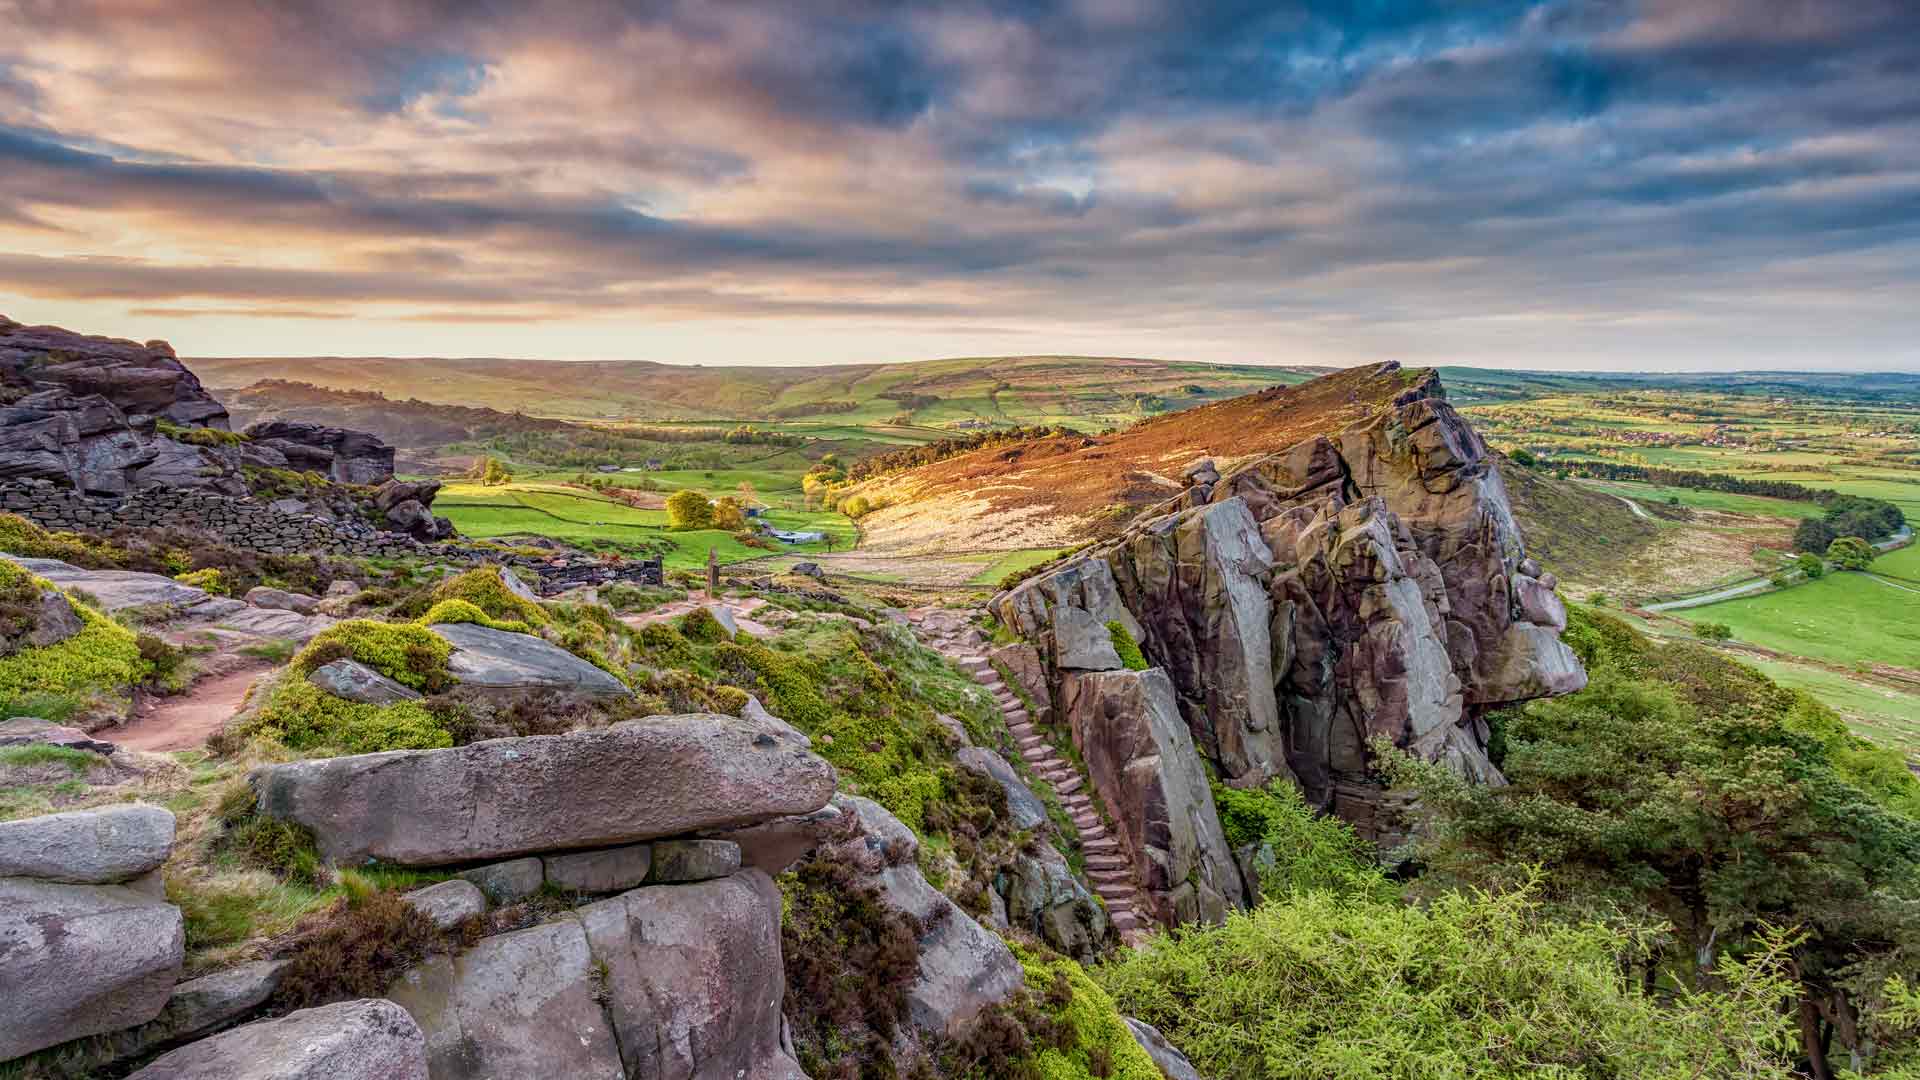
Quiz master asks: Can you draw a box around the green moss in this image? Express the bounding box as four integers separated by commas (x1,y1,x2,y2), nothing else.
1106,620,1147,671
429,567,548,627
174,567,230,595
155,419,246,447
678,605,731,643
634,622,699,671
1011,944,1162,1080
243,678,453,754
417,598,532,634
292,619,453,691
0,565,146,705
0,744,98,773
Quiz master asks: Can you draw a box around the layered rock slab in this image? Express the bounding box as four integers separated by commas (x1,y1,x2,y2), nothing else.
252,712,836,866
127,998,428,1080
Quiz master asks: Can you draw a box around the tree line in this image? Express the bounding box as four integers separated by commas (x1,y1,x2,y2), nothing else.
846,424,1079,482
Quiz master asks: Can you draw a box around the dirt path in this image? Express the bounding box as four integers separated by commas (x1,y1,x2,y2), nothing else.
113,666,268,752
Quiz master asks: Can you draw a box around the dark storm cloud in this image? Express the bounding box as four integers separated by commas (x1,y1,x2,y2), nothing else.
0,0,1916,365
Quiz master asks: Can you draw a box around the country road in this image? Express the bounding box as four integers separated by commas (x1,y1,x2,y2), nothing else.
1612,492,1652,520
1645,525,1913,612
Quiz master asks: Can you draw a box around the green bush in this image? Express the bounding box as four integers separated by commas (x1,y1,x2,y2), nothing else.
416,598,531,634
1106,620,1147,670
678,605,731,643
292,619,453,692
243,678,452,754
1008,944,1161,1080
1691,620,1732,640
174,567,230,595
1210,781,1395,902
1099,885,1798,1079
0,564,147,705
428,567,547,627
665,489,714,529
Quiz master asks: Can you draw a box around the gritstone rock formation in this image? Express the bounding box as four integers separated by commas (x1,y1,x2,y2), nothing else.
994,364,1586,923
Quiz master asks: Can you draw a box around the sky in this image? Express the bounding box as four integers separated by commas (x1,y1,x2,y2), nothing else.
0,0,1916,371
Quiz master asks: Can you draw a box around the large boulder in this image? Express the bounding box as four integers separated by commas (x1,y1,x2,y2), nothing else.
1058,668,1245,927
0,803,174,884
307,659,422,705
0,876,184,1061
128,999,428,1080
576,871,806,1079
251,713,837,866
821,796,1023,1038
241,420,395,486
955,746,1048,832
999,845,1109,963
389,919,620,1079
429,621,633,698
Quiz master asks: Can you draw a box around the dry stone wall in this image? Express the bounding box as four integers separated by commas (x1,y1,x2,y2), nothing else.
0,479,430,557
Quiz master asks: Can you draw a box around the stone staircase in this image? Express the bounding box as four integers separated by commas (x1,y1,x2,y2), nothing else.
903,608,1150,945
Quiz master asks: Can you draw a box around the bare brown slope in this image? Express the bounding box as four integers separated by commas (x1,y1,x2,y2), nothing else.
850,361,1655,590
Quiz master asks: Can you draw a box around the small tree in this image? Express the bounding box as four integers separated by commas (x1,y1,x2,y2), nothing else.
841,495,871,519
711,496,746,532
1828,536,1877,571
1692,621,1733,641
1797,552,1826,579
1795,516,1838,554
1510,448,1537,469
665,489,714,529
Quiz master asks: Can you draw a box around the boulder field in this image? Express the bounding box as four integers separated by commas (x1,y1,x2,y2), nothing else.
992,366,1586,927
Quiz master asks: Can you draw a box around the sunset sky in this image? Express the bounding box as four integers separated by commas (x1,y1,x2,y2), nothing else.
1,1,1916,370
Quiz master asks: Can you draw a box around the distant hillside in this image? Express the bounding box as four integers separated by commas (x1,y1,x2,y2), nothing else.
191,354,1329,424
220,379,569,450
843,362,1656,586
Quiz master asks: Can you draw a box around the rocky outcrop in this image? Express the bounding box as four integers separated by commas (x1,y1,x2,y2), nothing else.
307,659,422,704
1058,668,1245,927
999,844,1110,963
955,746,1049,832
241,420,395,486
995,369,1582,847
128,999,429,1080
373,479,453,541
252,712,837,866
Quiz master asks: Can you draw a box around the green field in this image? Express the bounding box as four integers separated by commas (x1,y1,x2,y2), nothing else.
1739,656,1920,759
436,481,856,569
1576,478,1820,519
1685,543,1920,670
967,548,1070,587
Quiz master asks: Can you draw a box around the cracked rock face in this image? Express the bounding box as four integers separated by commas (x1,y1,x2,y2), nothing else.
994,370,1584,875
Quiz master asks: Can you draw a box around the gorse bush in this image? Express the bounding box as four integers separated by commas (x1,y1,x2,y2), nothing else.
428,567,547,627
0,562,147,707
1098,884,1800,1079
1105,620,1147,671
416,598,531,634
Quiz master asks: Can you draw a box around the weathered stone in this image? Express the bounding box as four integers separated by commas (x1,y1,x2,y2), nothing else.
402,879,487,930
1,556,206,612
1052,605,1122,671
0,876,184,1061
702,602,739,638
24,589,83,647
1058,668,1245,927
373,478,442,514
325,580,360,598
703,801,847,874
253,712,836,866
988,642,1050,716
429,621,633,698
1000,845,1109,962
955,746,1048,832
0,804,174,884
243,586,319,615
307,659,423,705
387,918,622,1079
212,607,336,642
790,561,824,579
497,566,539,603
0,716,116,755
243,421,395,486
456,857,545,905
129,998,428,1080
821,796,1023,1038
577,871,806,1079
648,839,740,883
100,959,290,1064
543,843,653,893
1124,1017,1205,1080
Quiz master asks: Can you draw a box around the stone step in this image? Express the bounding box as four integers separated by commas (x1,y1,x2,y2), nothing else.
1054,775,1084,796
1004,709,1030,725
1087,866,1132,881
1061,797,1092,813
1020,750,1052,766
1081,837,1120,853
1007,722,1036,737
1037,766,1074,782
1015,734,1044,750
1085,855,1128,872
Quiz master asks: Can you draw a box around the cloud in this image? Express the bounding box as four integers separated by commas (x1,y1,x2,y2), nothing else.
0,0,1914,368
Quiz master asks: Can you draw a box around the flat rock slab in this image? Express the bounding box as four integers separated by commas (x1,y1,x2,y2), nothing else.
647,839,739,884
429,621,632,697
543,843,652,894
243,587,319,615
402,879,487,930
0,556,208,612
0,716,116,755
0,877,184,1062
0,803,175,884
100,959,290,1065
456,858,544,905
253,712,836,866
128,998,428,1080
212,607,336,642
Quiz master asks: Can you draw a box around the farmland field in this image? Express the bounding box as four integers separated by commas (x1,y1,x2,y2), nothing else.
1681,542,1920,670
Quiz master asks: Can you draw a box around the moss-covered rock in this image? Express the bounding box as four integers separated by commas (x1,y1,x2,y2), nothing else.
429,567,547,628
0,561,146,715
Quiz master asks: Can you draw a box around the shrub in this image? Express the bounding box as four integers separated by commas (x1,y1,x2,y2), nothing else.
998,944,1161,1080
428,567,547,627
679,605,731,644
1106,621,1147,671
155,419,246,447
416,598,531,634
711,496,747,531
665,489,715,529
173,568,229,595
244,678,453,754
780,857,924,1074
1210,781,1395,902
1797,551,1826,579
291,619,453,691
841,494,872,519
272,889,468,1009
0,564,147,705
1828,535,1877,571
1509,448,1537,468
1102,884,1799,1079
1691,620,1733,640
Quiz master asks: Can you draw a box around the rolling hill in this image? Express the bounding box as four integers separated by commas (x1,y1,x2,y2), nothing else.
191,353,1330,424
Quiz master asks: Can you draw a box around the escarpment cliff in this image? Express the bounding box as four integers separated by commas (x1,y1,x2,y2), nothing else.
993,363,1585,925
